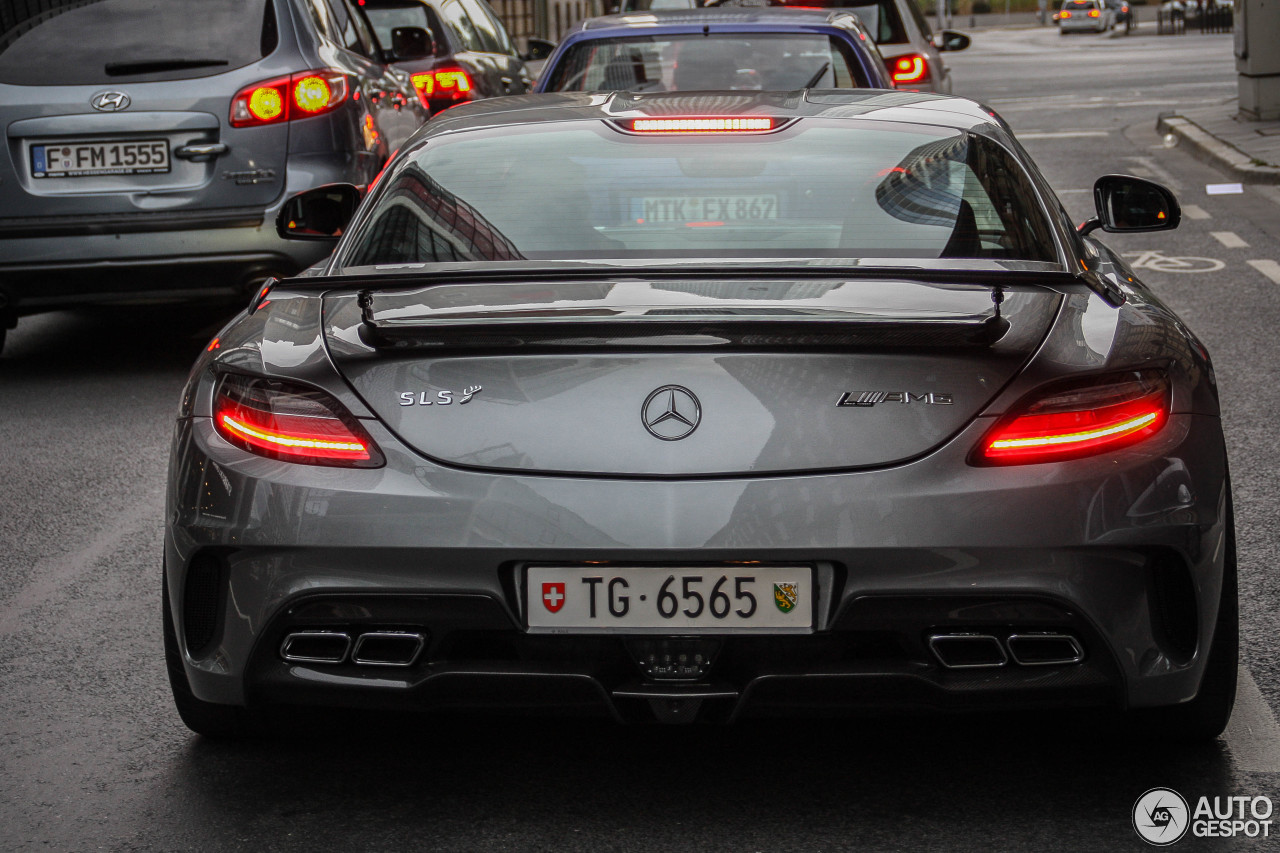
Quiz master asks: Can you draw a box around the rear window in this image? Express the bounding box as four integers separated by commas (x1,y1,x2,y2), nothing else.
1062,1,1097,8
363,1,433,47
0,0,275,86
544,34,870,92
687,0,910,44
339,119,1058,270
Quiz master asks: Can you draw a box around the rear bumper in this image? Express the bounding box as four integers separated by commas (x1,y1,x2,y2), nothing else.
0,154,350,314
165,411,1229,721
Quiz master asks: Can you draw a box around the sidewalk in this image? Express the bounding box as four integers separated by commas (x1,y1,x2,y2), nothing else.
1157,99,1280,183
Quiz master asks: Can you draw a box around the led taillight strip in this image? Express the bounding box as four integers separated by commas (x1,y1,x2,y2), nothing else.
218,413,370,459
987,410,1161,452
627,117,777,134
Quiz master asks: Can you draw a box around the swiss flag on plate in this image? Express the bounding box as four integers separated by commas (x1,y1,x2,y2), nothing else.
542,582,566,613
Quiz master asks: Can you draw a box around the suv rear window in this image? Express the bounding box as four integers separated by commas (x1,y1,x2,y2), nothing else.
0,0,275,86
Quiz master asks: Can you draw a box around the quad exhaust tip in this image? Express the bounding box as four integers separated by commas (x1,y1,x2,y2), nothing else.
928,633,1008,669
280,630,426,666
1006,633,1085,666
351,631,425,667
929,631,1085,669
280,631,351,664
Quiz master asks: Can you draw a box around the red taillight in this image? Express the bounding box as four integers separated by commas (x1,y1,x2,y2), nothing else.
625,117,777,134
1060,10,1072,17
1087,9,1100,16
213,374,382,467
411,68,474,109
890,54,928,86
230,70,349,127
973,370,1171,465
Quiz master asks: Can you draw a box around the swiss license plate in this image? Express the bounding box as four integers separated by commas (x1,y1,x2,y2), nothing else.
636,194,778,223
30,138,170,178
526,565,812,633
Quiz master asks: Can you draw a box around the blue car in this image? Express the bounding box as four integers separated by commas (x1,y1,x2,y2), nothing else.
534,8,893,93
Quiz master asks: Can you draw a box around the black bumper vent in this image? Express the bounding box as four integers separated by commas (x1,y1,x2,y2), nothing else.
182,553,223,656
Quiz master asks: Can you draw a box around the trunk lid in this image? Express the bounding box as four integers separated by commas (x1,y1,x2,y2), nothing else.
324,275,1062,477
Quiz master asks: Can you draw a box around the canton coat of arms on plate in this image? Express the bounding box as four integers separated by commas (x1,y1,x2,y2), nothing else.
774,582,799,613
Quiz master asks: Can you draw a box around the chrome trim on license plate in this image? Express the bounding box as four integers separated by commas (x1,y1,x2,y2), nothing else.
525,565,813,634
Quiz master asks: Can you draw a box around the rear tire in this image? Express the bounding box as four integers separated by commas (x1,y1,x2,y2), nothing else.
1130,490,1238,740
162,565,263,738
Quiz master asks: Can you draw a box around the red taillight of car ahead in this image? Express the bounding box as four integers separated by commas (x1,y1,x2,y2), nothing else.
230,70,350,127
1060,10,1072,17
890,54,928,86
973,370,1171,466
410,68,474,109
213,373,382,467
1088,8,1101,16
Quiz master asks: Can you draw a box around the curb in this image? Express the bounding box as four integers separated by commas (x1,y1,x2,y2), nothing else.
1156,114,1280,184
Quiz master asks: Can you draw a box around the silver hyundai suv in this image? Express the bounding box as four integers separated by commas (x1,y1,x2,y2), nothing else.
0,0,429,355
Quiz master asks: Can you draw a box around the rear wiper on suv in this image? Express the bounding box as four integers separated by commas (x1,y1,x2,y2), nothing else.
105,58,228,76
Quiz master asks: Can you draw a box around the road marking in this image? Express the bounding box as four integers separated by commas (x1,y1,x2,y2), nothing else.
1226,667,1280,773
1212,231,1249,248
1182,204,1210,220
1207,183,1245,195
1124,251,1225,273
1058,189,1091,194
1247,260,1280,284
1017,131,1111,139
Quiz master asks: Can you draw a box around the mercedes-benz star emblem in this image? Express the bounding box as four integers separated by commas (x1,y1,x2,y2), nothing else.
90,91,131,112
642,385,701,441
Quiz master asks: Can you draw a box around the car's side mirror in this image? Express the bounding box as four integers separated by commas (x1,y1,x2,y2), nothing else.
389,26,433,61
934,30,971,51
277,184,362,241
1080,175,1180,236
521,37,556,62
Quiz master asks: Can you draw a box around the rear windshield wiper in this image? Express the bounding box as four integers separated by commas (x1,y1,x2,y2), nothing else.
105,58,228,76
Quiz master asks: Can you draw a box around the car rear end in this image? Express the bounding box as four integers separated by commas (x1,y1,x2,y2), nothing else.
361,0,528,116
0,0,373,321
1059,0,1109,31
164,95,1231,731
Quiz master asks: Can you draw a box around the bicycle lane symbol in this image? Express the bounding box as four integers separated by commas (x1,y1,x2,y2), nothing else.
1122,251,1225,273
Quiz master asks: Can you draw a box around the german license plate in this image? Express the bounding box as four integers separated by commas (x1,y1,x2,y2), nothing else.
526,565,812,633
30,139,170,178
636,194,778,223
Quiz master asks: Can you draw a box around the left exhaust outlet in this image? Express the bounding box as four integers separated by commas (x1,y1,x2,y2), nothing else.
280,631,352,664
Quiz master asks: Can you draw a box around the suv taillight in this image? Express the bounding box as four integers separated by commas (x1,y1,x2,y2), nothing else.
972,370,1171,466
411,68,474,110
890,54,928,87
230,70,350,127
213,373,383,467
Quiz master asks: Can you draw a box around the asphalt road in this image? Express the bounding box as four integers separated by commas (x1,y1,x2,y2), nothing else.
3,23,1280,852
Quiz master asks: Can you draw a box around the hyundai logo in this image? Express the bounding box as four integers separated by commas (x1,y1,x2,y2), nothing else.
642,385,701,441
90,91,131,112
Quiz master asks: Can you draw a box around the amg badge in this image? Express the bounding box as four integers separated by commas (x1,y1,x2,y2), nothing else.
836,391,953,407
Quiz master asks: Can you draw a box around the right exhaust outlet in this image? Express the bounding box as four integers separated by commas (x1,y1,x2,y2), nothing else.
1006,633,1085,666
